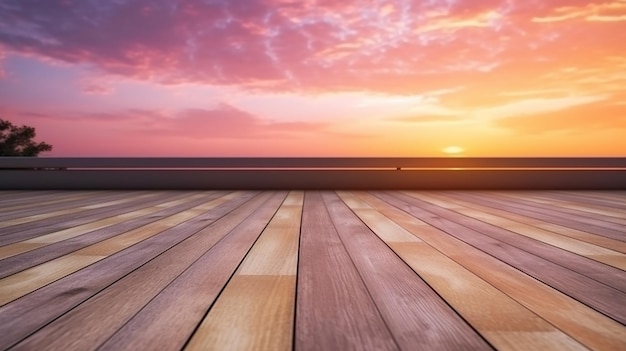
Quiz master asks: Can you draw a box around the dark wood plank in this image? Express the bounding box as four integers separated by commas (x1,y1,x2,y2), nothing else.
389,191,626,324
10,192,273,351
0,191,256,350
323,191,492,350
295,191,397,351
98,192,287,351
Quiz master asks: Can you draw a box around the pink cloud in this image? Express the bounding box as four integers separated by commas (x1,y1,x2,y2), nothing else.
0,0,624,95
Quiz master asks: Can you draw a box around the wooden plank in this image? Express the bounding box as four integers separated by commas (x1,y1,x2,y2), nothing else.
545,191,626,210
0,191,104,217
0,192,210,279
372,191,626,351
487,192,626,236
416,192,626,271
98,192,286,351
326,191,490,350
0,191,183,245
0,190,70,207
400,191,626,324
349,191,587,351
440,191,626,254
0,192,153,229
0,191,256,350
505,192,626,224
0,192,242,306
0,191,200,259
0,194,187,260
185,191,303,351
295,191,397,351
457,191,626,242
11,192,274,351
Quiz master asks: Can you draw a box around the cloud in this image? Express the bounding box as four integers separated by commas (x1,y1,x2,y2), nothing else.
494,101,626,133
109,104,331,139
391,115,462,123
0,0,524,94
532,1,626,23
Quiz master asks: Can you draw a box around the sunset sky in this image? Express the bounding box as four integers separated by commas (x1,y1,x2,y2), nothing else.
1,0,625,156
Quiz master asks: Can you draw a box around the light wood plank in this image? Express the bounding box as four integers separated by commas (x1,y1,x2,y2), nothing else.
295,191,397,351
0,191,193,246
352,191,587,351
11,192,273,351
0,191,256,349
441,191,626,254
0,192,200,279
489,192,626,236
185,191,303,351
328,191,490,350
101,192,286,350
416,192,626,270
400,191,626,324
99,192,286,351
0,194,198,259
374,191,626,351
0,192,241,306
455,192,626,242
508,192,626,222
0,191,103,217
0,193,156,229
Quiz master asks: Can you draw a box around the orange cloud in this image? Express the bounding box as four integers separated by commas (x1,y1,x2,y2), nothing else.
533,1,626,23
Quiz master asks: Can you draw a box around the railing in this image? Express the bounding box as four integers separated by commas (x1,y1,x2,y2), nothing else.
1,157,625,189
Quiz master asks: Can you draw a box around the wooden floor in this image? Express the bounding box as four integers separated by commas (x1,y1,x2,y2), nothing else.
0,190,624,351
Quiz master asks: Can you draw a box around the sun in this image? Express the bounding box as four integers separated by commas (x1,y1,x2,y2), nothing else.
442,146,465,155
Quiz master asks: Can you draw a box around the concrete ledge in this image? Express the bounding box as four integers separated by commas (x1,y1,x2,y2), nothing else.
2,169,625,190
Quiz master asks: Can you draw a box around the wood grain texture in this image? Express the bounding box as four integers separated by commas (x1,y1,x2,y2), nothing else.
0,192,240,306
0,192,153,229
11,192,271,351
504,192,626,223
415,192,626,271
352,191,587,351
469,191,626,240
401,191,626,325
440,191,626,254
0,195,181,260
295,191,397,351
328,191,491,351
185,275,296,351
185,191,303,351
0,190,624,351
0,192,206,279
99,192,286,351
0,191,200,246
373,191,626,351
0,191,255,350
0,191,103,218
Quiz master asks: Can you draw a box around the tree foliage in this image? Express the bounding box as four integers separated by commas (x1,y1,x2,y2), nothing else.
0,119,53,156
